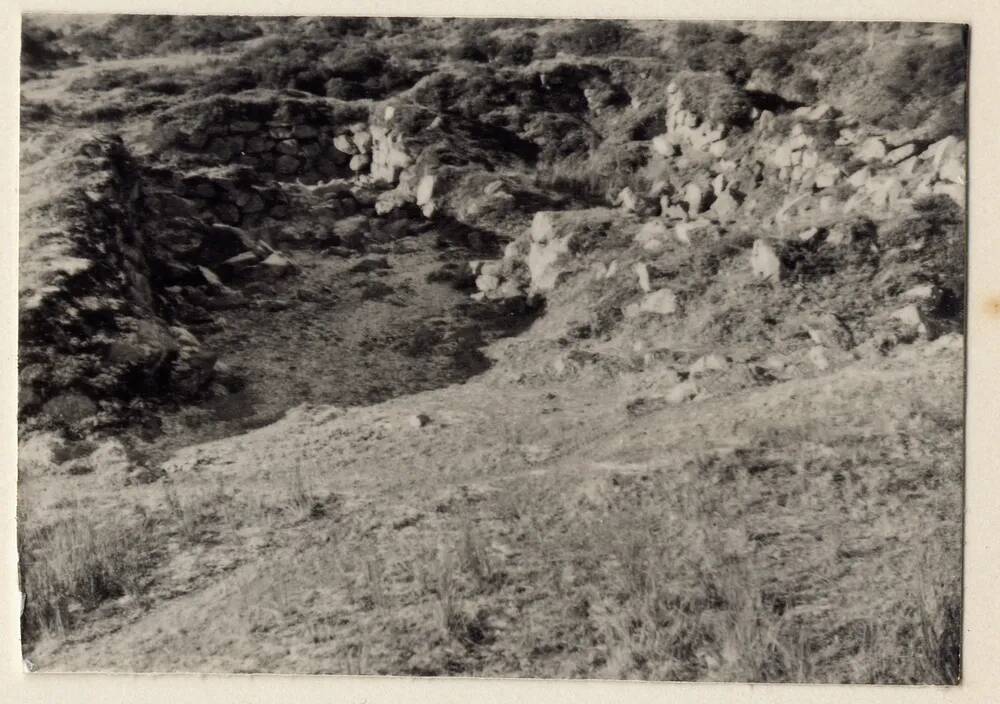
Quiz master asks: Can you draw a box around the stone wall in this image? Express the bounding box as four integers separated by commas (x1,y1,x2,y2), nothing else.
155,93,369,184
19,137,220,430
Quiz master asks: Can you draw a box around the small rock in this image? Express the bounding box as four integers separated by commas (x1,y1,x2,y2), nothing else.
635,220,669,248
675,219,712,245
259,252,294,277
484,179,504,195
416,174,436,206
808,346,830,371
667,380,700,404
408,413,431,429
352,130,372,152
614,187,638,213
886,143,916,165
809,103,833,121
476,274,500,292
750,239,782,282
892,304,924,328
633,262,651,293
640,288,677,315
689,354,729,376
902,284,935,301
923,332,963,356
857,137,887,162
350,255,390,273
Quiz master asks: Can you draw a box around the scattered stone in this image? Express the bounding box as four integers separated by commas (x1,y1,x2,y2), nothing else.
675,219,712,245
902,284,935,301
808,346,830,371
614,187,638,212
640,288,677,315
652,134,674,156
891,304,924,329
350,255,391,273
847,167,871,188
763,354,788,372
531,211,555,243
416,174,436,207
710,190,740,221
857,137,886,161
476,274,500,292
197,265,223,288
683,182,706,216
809,103,833,121
408,413,431,429
633,262,651,293
259,252,294,277
352,130,372,152
750,239,782,282
886,143,916,164
708,139,728,157
689,354,729,376
667,380,700,404
635,220,669,248
815,165,840,189
484,179,504,195
221,250,260,273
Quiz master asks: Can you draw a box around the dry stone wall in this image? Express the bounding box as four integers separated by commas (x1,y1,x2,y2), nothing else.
155,94,368,184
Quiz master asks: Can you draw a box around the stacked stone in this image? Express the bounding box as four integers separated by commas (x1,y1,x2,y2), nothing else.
654,81,732,158
169,97,360,183
163,167,291,227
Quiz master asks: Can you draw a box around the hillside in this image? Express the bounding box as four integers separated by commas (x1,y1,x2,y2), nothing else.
17,16,966,683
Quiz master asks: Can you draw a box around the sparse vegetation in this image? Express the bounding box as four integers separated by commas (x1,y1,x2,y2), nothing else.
18,509,154,645
17,15,965,684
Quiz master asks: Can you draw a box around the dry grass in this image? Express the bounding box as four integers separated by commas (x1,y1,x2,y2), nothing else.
18,507,155,645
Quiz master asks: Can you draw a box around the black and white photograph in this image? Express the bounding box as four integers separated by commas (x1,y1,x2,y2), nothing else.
15,14,967,684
